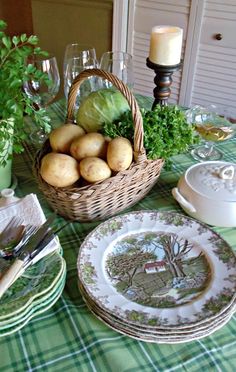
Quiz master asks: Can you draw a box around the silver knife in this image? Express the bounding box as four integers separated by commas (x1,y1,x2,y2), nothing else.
0,213,57,299
25,222,69,264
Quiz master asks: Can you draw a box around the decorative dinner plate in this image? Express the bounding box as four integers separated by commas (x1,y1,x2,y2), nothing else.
86,300,234,344
82,288,234,344
0,250,65,319
0,277,65,337
77,211,236,328
0,259,66,327
79,281,235,334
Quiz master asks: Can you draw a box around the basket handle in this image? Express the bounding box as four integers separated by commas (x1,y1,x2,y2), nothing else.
66,68,146,162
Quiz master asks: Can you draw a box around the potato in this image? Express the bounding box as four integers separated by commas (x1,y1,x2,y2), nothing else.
107,137,133,171
79,157,111,183
40,152,80,187
49,123,85,153
70,132,107,161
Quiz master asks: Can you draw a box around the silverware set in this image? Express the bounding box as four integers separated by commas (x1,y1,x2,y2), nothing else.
0,217,38,259
0,213,68,299
0,216,24,254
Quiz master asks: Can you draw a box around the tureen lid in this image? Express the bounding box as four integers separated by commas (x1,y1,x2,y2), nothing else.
184,161,236,202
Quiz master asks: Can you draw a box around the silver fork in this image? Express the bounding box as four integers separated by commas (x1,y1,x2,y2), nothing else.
13,225,39,257
0,216,24,250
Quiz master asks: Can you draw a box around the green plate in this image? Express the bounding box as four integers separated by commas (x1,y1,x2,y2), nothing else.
0,257,66,327
0,250,65,320
0,275,66,337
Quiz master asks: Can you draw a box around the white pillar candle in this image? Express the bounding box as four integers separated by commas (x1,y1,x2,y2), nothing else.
149,26,183,66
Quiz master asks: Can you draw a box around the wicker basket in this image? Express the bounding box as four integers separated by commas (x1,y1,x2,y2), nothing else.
34,68,164,221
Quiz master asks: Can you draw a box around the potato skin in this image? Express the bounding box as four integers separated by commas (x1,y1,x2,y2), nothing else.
79,157,112,183
40,152,80,187
70,132,107,161
107,137,133,171
49,123,85,153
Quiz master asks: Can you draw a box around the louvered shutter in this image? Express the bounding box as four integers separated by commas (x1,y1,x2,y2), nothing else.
113,0,236,114
189,0,236,116
126,0,191,104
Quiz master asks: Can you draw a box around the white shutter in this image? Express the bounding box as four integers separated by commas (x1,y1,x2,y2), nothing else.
127,0,191,103
189,0,236,116
113,0,236,115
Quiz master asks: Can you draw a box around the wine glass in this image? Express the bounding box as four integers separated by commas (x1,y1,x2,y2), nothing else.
63,43,96,77
186,104,236,161
99,51,134,89
24,55,60,144
64,56,99,106
63,43,97,100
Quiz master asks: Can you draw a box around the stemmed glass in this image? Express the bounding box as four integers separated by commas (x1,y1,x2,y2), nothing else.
99,51,134,89
24,55,60,144
64,56,99,105
63,43,96,77
186,104,235,161
63,43,98,104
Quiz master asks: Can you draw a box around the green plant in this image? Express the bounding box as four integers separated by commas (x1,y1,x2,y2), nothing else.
102,104,199,167
0,19,51,166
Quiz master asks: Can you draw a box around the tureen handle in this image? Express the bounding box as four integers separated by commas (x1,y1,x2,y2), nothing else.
219,165,234,180
172,188,196,213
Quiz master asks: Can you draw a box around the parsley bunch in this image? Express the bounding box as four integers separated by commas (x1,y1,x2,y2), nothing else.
102,105,198,164
0,19,51,166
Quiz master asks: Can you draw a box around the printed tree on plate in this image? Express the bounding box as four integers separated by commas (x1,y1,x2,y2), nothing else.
106,236,156,288
105,232,197,295
145,233,195,278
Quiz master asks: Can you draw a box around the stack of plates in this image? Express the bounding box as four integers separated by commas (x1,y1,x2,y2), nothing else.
77,211,236,343
0,249,66,337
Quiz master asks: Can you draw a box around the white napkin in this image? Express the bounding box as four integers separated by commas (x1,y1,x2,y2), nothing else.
0,193,60,265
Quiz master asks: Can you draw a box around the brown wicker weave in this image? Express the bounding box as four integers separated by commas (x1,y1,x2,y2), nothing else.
34,68,164,221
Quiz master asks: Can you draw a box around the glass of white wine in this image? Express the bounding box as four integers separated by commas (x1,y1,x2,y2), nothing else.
186,105,236,161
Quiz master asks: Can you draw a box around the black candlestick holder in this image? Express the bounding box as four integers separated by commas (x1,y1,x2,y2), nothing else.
146,58,182,109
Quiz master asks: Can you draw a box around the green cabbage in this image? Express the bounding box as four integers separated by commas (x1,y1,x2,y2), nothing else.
76,88,129,132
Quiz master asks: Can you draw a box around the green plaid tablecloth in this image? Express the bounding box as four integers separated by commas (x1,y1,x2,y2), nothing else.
1,98,235,372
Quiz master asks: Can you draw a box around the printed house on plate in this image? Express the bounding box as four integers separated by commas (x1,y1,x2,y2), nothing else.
144,261,167,274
